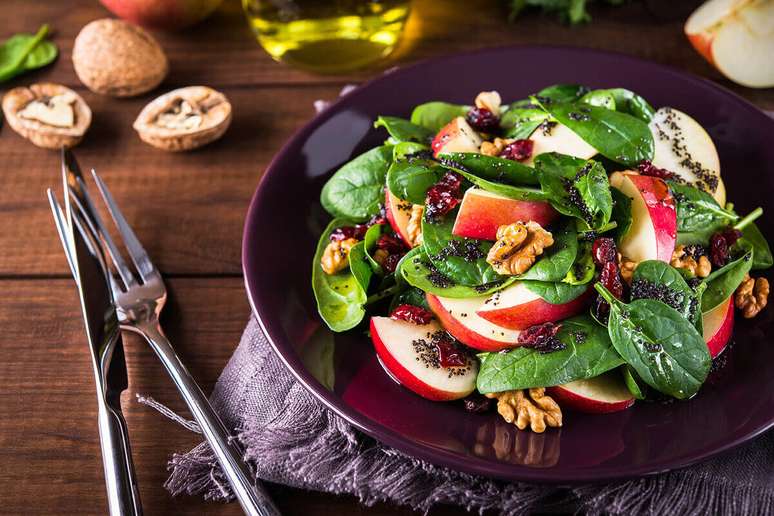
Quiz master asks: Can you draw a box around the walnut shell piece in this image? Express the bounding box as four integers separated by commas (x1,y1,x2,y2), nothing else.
72,18,168,97
2,83,91,149
133,86,232,152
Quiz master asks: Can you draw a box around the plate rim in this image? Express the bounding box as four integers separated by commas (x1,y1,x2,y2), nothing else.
242,45,774,483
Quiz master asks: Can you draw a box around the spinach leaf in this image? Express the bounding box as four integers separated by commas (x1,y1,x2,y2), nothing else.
669,181,737,244
438,152,540,186
631,260,701,331
518,220,578,281
476,315,623,393
535,84,588,102
386,159,444,204
500,106,548,139
580,89,616,110
738,222,773,270
440,165,546,202
522,280,589,304
605,88,655,122
610,187,633,243
534,153,613,230
701,248,753,313
421,211,502,286
540,101,654,166
0,25,56,82
348,241,373,292
596,284,711,399
393,142,429,161
389,285,430,312
398,247,515,298
312,219,367,332
374,116,434,144
622,366,647,400
410,101,469,132
563,240,595,285
363,223,385,272
320,145,393,221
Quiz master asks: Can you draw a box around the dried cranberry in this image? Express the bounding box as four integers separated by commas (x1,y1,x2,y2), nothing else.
638,160,675,179
710,232,730,268
425,172,464,221
376,234,406,254
330,225,363,242
721,228,742,247
499,139,533,162
518,322,565,354
465,107,499,133
390,304,435,325
462,393,493,413
592,237,618,267
433,333,467,368
382,252,404,273
594,262,625,323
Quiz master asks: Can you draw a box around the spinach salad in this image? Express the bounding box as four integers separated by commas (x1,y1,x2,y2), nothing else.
311,85,771,433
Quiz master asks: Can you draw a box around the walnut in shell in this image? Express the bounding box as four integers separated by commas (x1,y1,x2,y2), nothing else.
1,83,91,149
72,18,168,97
133,86,232,152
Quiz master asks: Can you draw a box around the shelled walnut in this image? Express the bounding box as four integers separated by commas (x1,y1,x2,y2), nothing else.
486,221,553,275
321,238,357,275
735,274,769,319
485,388,562,433
405,204,424,247
2,83,91,149
671,245,711,278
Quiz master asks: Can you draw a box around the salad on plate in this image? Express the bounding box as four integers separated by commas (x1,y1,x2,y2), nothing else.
311,84,771,433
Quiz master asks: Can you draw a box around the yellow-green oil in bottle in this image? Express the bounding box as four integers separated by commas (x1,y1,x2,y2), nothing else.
242,0,411,73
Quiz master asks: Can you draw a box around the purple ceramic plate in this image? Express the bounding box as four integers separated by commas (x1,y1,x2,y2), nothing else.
243,47,774,483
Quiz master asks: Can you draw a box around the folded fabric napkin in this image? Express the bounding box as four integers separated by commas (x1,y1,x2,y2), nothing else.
150,316,774,515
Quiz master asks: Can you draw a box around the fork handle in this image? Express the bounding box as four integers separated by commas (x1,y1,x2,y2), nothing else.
96,394,143,516
139,324,280,516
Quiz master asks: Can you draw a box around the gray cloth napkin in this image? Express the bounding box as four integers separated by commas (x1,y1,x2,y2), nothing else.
154,316,774,515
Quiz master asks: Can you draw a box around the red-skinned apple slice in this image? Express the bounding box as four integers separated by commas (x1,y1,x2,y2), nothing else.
703,295,734,358
547,371,635,414
609,171,676,263
451,189,558,240
370,317,477,401
425,293,521,351
525,122,597,165
385,189,413,246
648,107,725,206
475,282,591,330
431,117,483,157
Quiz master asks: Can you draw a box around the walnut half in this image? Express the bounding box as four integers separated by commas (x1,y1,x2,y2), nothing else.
735,273,769,319
133,86,232,152
485,388,562,433
321,238,357,275
487,221,554,275
2,83,91,149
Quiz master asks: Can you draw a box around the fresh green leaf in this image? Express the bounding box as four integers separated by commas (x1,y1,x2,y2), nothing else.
535,84,589,102
389,285,430,312
312,219,367,332
631,260,701,331
410,101,469,132
701,248,753,313
349,241,373,292
669,181,737,244
374,116,434,144
438,152,540,186
738,222,772,270
386,159,444,204
500,106,548,139
605,88,655,122
440,163,546,202
580,89,616,110
563,240,595,285
610,187,632,243
363,223,386,272
320,145,393,221
0,25,55,82
522,280,589,304
539,101,654,166
393,142,429,161
622,366,647,400
518,220,578,281
476,315,623,393
596,284,711,399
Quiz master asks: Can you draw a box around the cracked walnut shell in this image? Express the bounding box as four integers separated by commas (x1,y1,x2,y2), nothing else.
487,221,554,275
485,388,562,433
2,83,91,149
133,86,232,152
73,18,168,97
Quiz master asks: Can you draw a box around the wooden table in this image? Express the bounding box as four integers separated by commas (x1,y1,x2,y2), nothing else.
0,1,771,514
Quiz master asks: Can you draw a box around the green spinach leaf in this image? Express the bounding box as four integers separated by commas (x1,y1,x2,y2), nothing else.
0,25,56,82
563,240,595,285
500,106,548,139
410,101,469,132
440,165,547,202
701,248,753,313
596,284,711,399
348,241,373,292
389,285,430,311
518,220,578,281
605,88,655,122
312,219,367,332
622,366,647,400
738,222,773,270
320,145,393,221
580,89,616,110
535,84,588,102
631,260,701,331
610,187,633,243
374,116,434,144
393,141,429,161
363,223,386,272
386,159,444,204
522,280,589,304
438,152,540,186
476,315,623,393
669,181,737,244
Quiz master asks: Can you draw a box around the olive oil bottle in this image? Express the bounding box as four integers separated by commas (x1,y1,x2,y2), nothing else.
242,0,411,73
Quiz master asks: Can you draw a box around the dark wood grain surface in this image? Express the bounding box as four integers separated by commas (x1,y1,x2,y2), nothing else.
0,1,771,514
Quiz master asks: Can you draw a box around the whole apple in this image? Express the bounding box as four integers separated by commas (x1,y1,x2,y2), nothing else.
99,0,224,30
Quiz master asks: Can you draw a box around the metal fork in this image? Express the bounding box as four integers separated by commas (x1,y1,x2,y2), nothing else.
61,150,280,516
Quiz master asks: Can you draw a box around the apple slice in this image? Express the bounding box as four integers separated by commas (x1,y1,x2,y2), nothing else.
524,122,597,165
431,117,483,157
451,189,558,240
648,107,725,206
370,317,477,401
385,188,414,246
547,371,635,414
685,0,751,62
476,282,591,330
703,295,734,358
426,293,521,351
609,171,676,263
